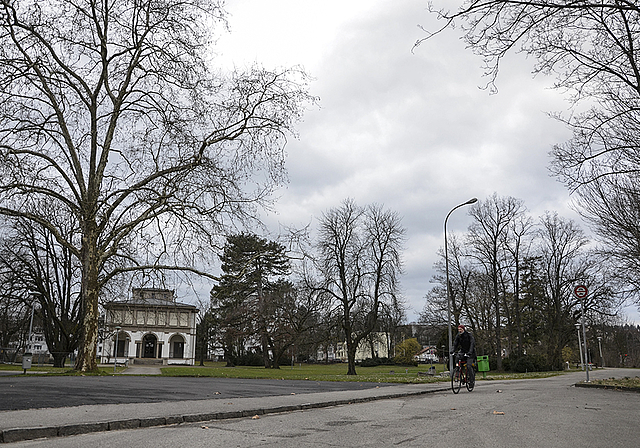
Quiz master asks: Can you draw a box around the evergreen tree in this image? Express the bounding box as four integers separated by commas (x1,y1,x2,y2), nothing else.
210,233,290,367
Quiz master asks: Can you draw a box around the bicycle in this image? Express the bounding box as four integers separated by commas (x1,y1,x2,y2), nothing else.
451,352,475,394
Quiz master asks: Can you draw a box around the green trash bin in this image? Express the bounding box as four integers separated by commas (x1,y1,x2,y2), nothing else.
477,355,489,378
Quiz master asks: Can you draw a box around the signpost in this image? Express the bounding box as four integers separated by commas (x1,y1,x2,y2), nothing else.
574,285,589,382
573,285,588,299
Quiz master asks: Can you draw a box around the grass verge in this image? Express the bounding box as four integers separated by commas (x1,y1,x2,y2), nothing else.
159,362,562,383
0,361,571,382
578,376,640,391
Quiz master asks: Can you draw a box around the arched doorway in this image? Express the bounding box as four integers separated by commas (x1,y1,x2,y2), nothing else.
143,334,157,358
113,331,128,357
169,334,185,359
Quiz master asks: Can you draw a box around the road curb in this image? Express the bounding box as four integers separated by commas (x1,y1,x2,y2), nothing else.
0,385,449,443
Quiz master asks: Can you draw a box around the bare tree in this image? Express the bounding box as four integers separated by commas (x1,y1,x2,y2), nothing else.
422,236,476,329
316,200,406,375
420,0,640,307
0,213,82,367
0,249,31,362
378,295,407,360
265,281,332,368
467,194,526,370
422,1,640,99
502,214,534,357
0,0,313,371
536,212,590,368
570,174,640,303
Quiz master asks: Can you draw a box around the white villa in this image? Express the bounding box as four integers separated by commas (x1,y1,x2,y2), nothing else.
101,288,198,366
332,332,391,362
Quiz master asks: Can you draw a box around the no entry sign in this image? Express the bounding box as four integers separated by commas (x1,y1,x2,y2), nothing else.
574,285,588,299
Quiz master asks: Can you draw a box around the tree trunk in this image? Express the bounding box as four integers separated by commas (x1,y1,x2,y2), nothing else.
74,230,100,372
198,333,205,366
223,341,235,367
74,288,99,372
346,329,358,375
52,352,67,368
495,294,503,371
272,350,281,369
347,345,357,375
261,334,271,368
344,309,357,375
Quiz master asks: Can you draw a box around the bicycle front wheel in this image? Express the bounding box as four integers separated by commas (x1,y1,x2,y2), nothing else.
451,366,462,394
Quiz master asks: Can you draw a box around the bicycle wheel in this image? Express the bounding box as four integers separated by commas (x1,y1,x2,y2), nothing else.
466,367,475,392
451,366,462,394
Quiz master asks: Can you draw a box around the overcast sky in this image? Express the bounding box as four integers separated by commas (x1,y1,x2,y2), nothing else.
199,0,638,323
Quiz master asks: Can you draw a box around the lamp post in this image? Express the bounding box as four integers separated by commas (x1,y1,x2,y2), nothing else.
575,323,583,370
27,299,35,354
573,285,590,382
580,310,589,382
444,198,477,373
113,326,121,373
597,336,604,368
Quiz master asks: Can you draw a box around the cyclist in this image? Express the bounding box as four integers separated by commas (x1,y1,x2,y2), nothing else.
452,324,476,384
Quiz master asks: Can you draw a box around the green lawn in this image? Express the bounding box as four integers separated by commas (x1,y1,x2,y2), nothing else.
160,362,563,383
160,362,451,383
0,361,575,382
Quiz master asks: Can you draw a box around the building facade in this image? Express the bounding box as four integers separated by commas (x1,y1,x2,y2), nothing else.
101,288,198,365
334,332,391,362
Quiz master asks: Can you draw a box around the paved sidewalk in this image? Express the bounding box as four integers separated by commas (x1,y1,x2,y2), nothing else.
120,365,162,375
0,382,448,444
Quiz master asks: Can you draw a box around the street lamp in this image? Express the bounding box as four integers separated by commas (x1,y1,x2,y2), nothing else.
580,307,589,382
575,323,584,370
597,336,604,368
113,326,121,374
27,293,37,354
444,197,477,373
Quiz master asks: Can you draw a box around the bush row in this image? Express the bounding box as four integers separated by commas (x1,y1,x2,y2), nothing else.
488,354,551,372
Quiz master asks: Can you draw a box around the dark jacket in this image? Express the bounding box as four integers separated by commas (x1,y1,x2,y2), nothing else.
453,330,476,357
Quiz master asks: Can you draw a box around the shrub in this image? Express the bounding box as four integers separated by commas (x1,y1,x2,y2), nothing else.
502,357,511,371
360,358,380,367
529,353,550,371
512,356,536,373
488,356,510,371
235,352,263,366
393,338,422,365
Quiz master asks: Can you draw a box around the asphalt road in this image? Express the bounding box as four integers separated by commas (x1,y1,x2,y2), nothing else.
5,369,638,448
0,375,397,411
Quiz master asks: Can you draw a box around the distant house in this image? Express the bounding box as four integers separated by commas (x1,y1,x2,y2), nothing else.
315,344,338,362
334,332,391,362
101,288,198,365
415,346,440,363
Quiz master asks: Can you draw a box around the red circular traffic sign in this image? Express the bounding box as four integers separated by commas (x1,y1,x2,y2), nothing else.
574,285,588,299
